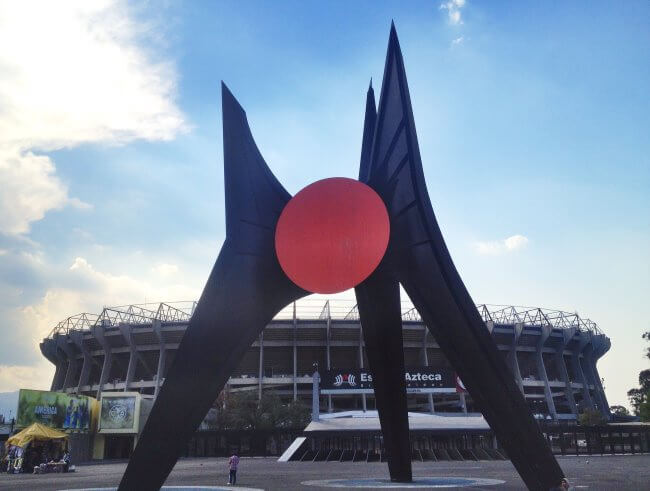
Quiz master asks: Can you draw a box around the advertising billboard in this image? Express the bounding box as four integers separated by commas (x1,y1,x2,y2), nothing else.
99,393,140,433
320,367,456,394
16,389,96,431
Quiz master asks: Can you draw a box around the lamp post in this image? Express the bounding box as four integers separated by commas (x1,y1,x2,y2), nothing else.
312,362,320,422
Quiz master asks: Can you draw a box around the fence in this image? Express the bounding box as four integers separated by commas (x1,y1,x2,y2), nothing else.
540,424,650,456
183,429,305,458
182,425,650,459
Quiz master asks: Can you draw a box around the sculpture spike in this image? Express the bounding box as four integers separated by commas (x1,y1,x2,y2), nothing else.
363,24,565,491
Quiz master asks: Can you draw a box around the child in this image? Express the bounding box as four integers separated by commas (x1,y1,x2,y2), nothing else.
227,452,240,485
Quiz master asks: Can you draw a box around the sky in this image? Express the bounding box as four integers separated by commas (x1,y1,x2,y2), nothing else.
0,0,648,411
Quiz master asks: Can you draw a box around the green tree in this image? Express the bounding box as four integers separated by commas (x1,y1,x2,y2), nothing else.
640,399,650,422
627,332,650,421
578,408,606,426
282,399,311,428
220,391,310,430
609,405,629,417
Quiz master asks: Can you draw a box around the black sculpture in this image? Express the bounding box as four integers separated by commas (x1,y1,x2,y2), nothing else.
119,24,564,491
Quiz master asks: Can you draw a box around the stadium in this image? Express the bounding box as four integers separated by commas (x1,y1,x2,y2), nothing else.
40,298,611,421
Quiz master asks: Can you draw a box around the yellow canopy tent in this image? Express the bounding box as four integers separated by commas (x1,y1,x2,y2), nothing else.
6,422,68,448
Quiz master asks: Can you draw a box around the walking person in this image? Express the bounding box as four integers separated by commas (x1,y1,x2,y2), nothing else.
6,445,15,473
227,452,240,485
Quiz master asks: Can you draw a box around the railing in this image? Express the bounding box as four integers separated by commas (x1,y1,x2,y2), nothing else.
47,298,603,339
47,301,197,338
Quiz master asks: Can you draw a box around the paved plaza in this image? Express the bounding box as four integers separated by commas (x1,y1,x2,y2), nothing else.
0,455,648,490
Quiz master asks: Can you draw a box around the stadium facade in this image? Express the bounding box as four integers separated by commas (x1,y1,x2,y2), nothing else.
40,299,611,421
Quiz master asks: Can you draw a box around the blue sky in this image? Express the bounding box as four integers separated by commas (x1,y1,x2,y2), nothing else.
0,1,647,411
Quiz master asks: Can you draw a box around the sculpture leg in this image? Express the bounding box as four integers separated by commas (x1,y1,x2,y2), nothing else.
118,244,305,491
355,270,412,482
400,257,563,491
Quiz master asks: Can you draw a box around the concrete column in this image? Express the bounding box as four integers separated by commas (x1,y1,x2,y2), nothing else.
422,328,434,413
42,340,66,391
118,322,153,392
120,323,137,391
359,325,366,411
589,334,611,417
293,302,297,401
71,331,97,394
92,325,112,398
557,328,578,416
124,349,137,391
153,320,165,400
485,321,494,335
57,336,78,390
536,326,557,420
258,332,264,400
508,323,524,393
51,359,66,391
326,315,332,412
312,370,320,421
97,351,113,398
587,357,608,416
572,332,593,411
154,348,166,400
583,337,610,416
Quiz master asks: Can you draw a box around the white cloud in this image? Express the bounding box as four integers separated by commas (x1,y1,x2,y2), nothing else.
504,234,529,251
0,147,68,235
152,263,179,277
440,0,466,25
0,1,186,236
451,36,465,47
0,361,54,393
0,255,201,392
66,256,197,309
475,234,529,255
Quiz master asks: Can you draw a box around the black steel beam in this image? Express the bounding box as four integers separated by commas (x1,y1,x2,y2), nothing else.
363,24,565,490
118,85,307,491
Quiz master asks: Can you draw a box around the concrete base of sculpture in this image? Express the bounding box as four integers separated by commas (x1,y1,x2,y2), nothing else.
61,487,263,491
301,477,506,488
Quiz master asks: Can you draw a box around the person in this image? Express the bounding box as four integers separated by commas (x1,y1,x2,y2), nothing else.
41,444,50,465
80,400,89,429
64,400,74,429
13,445,23,473
62,449,70,472
550,477,572,490
5,445,15,473
227,452,240,485
71,402,80,429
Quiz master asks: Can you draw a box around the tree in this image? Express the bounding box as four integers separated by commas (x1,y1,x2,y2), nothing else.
578,408,606,426
609,405,629,417
283,399,311,428
627,387,647,415
627,332,650,421
640,400,650,422
219,391,311,430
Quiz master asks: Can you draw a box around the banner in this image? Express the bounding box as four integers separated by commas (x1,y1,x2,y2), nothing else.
320,367,456,394
99,394,139,432
16,389,96,431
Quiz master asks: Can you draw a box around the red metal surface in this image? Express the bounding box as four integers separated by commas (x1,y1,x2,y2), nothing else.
275,177,390,294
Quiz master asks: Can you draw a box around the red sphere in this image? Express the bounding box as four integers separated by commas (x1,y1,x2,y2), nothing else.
275,177,390,294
